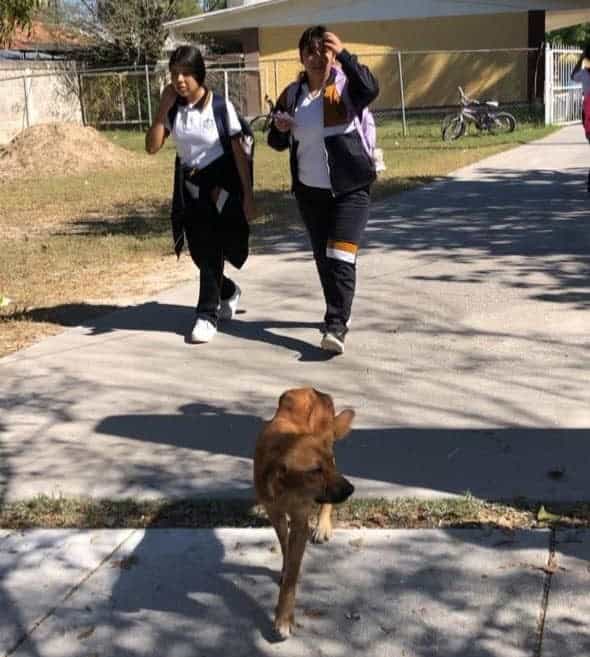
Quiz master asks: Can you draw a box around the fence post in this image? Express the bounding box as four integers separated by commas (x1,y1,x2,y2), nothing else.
145,64,153,126
22,75,31,129
544,43,552,125
136,76,143,125
224,70,229,102
118,73,126,122
397,51,407,137
273,60,279,100
78,69,86,126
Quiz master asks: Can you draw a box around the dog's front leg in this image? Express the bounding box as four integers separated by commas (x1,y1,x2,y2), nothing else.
265,505,289,582
312,503,333,543
274,516,308,640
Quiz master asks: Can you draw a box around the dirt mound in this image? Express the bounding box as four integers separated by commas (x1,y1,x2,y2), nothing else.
0,123,140,182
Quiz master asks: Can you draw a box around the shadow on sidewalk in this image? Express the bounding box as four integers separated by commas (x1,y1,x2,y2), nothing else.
368,167,590,308
0,429,44,657
95,400,590,503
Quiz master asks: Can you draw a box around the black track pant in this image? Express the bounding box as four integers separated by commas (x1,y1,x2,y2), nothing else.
295,183,370,333
184,199,237,325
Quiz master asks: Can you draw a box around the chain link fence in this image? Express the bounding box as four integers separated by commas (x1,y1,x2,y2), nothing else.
0,46,557,145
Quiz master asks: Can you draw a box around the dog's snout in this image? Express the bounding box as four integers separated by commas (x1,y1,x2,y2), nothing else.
316,476,354,504
338,478,355,501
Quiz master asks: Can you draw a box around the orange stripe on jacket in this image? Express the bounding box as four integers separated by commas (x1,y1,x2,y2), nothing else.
323,81,349,128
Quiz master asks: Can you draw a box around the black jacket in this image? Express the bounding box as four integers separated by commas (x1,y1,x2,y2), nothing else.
268,49,379,196
169,92,249,268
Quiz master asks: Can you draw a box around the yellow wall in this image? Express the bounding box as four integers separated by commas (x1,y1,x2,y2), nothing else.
258,13,530,109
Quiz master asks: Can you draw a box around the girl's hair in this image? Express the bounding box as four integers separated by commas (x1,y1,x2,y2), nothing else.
168,46,206,85
298,25,327,56
584,42,590,59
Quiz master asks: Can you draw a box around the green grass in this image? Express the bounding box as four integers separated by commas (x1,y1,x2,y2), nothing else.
0,117,556,356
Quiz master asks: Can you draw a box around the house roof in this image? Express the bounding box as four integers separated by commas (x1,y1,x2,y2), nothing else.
164,0,590,35
9,20,89,52
546,8,590,30
165,0,287,33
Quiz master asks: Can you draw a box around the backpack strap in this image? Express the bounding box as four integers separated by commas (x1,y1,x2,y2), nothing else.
167,101,179,132
212,92,255,189
212,92,231,154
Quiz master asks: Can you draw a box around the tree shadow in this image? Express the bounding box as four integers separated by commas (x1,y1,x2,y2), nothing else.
0,427,44,657
3,525,559,656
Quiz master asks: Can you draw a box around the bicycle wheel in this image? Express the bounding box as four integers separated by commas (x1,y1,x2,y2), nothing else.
441,113,457,134
248,113,272,133
442,116,465,141
489,112,516,135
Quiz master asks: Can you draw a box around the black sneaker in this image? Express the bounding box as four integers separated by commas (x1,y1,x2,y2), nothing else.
320,330,346,355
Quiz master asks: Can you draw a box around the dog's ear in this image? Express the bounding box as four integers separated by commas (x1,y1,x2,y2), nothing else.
333,409,355,440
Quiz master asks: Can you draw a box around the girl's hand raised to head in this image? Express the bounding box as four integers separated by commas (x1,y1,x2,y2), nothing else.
323,32,344,56
159,84,179,113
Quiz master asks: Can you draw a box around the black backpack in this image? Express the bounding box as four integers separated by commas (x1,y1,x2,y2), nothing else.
168,92,254,186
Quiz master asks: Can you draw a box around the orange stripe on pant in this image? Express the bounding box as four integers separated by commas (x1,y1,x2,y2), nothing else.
326,240,358,264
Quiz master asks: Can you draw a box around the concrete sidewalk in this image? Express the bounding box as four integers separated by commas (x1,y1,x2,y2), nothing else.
1,125,589,503
1,528,589,656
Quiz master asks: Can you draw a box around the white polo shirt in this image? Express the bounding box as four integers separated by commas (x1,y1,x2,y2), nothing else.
165,91,242,169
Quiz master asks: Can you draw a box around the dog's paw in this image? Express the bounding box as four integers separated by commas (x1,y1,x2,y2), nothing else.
273,617,294,640
311,521,332,543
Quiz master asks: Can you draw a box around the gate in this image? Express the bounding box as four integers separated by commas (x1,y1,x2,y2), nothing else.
545,44,583,125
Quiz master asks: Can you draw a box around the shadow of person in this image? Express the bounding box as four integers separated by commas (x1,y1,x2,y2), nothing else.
12,301,338,359
218,318,336,362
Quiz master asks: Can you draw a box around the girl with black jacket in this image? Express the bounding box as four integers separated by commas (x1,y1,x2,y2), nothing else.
268,26,379,355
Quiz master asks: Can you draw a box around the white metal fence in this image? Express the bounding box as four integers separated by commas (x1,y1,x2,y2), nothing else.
544,44,583,126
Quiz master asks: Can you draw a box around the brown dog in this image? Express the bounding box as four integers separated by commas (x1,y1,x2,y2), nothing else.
254,388,355,639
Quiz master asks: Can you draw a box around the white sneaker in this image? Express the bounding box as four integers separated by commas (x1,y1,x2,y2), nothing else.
219,284,241,321
190,317,217,343
320,331,345,355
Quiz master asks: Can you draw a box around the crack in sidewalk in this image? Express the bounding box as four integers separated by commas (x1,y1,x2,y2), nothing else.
2,529,138,657
534,528,557,657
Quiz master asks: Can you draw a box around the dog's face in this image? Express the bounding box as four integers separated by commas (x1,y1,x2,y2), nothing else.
266,388,355,505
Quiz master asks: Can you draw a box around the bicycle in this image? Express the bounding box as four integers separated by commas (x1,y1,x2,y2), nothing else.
441,86,516,141
248,95,276,133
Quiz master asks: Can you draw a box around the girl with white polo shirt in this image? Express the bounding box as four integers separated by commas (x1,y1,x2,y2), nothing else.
571,43,590,192
146,46,255,343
